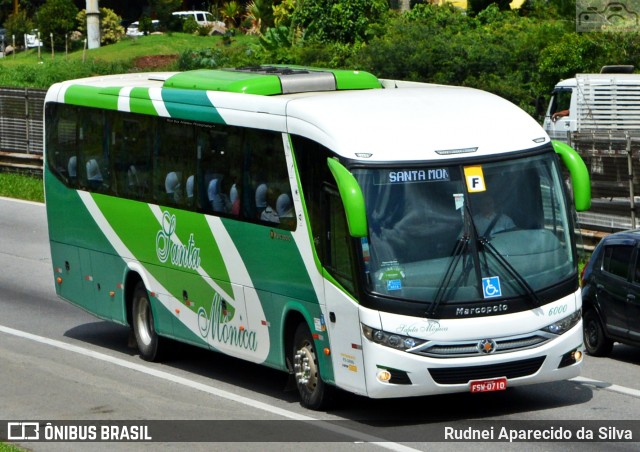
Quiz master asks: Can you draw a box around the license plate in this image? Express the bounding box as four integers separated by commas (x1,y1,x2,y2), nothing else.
469,377,507,393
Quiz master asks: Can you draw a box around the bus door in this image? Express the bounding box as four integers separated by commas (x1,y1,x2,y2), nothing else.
321,185,367,395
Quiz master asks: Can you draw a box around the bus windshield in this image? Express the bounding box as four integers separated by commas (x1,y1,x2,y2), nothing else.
353,150,575,305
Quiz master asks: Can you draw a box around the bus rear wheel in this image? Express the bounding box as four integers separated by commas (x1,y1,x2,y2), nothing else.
132,281,164,362
292,322,333,410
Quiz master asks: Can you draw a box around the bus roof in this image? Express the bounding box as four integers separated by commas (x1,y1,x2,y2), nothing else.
45,67,549,162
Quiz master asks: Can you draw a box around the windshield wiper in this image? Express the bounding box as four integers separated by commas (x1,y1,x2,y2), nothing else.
428,236,467,316
428,201,541,316
479,237,541,307
428,202,482,316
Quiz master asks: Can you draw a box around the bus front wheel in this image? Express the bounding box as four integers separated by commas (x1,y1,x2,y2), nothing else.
132,282,164,362
292,322,333,410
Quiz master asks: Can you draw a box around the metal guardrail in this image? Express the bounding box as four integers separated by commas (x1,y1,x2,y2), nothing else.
0,87,46,174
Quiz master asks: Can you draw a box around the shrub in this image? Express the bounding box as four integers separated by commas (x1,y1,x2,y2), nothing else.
139,16,153,35
182,17,198,34
76,7,125,45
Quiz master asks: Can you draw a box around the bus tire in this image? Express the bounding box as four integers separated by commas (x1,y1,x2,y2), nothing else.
583,309,613,357
292,322,333,410
132,281,164,362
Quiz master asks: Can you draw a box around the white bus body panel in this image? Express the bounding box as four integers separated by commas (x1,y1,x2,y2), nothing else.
285,86,550,162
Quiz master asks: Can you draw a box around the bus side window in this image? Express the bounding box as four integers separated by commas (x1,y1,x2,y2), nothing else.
245,129,294,229
290,135,334,249
322,185,356,293
107,113,152,200
78,109,109,192
156,118,197,207
45,103,79,187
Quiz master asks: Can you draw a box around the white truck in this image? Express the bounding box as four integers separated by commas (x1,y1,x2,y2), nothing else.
543,66,640,230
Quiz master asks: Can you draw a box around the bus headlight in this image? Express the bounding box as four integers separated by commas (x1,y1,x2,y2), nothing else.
362,324,426,351
542,310,581,335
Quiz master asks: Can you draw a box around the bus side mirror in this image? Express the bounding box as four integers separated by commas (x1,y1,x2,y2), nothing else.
552,141,591,212
327,158,368,237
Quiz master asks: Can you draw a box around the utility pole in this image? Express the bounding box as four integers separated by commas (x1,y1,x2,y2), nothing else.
86,0,101,49
13,0,18,15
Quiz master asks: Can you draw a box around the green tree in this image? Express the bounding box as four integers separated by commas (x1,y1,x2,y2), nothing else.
292,0,388,44
5,10,33,45
538,32,640,89
36,0,79,49
245,0,274,35
221,1,242,29
467,0,512,16
519,0,576,19
273,0,296,27
352,4,570,116
149,0,181,30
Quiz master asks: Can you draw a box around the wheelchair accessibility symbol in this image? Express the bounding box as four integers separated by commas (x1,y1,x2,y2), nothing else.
482,276,502,299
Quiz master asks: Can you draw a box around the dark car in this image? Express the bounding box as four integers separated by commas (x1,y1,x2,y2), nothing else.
581,229,640,356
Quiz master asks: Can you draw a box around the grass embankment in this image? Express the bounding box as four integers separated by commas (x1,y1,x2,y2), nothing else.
0,32,258,200
0,32,257,88
0,172,44,202
0,443,24,451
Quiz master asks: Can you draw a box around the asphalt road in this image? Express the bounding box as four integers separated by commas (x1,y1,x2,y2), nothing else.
1,196,640,451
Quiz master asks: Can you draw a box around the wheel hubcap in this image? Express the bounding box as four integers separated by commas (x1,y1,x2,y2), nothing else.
136,298,153,346
587,321,598,346
294,343,317,391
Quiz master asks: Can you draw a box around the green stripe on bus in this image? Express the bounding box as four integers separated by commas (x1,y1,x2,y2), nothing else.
129,88,158,116
161,89,226,123
164,70,283,95
64,86,119,110
223,220,318,303
91,195,234,301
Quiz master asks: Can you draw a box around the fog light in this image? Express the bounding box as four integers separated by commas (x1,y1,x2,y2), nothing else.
559,347,583,368
377,370,392,382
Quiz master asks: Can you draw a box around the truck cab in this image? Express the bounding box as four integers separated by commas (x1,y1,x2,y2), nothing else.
542,78,576,142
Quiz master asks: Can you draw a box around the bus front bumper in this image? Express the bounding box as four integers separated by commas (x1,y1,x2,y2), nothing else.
359,321,583,399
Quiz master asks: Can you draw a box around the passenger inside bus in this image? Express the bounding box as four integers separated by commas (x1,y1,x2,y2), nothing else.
67,156,77,182
255,183,268,218
86,159,104,190
277,193,295,228
229,183,240,215
186,175,195,207
260,185,280,223
127,165,139,190
208,177,231,213
165,171,182,204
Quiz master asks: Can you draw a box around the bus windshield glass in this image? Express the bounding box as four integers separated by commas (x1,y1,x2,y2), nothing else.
353,150,575,305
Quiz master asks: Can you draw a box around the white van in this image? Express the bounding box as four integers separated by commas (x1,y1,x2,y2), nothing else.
172,10,217,26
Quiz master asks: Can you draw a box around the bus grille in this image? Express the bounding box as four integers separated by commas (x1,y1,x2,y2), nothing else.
428,356,546,385
411,334,551,358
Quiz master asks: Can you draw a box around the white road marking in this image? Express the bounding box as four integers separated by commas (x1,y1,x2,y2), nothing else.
0,324,420,452
572,376,640,399
0,195,44,207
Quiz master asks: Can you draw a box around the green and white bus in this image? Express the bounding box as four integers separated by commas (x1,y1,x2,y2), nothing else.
44,65,591,409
